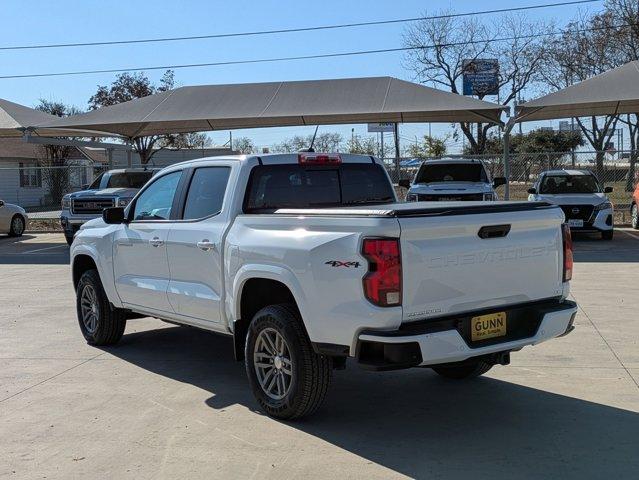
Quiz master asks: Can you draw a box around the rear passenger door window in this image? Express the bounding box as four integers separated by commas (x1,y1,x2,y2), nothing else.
182,167,231,220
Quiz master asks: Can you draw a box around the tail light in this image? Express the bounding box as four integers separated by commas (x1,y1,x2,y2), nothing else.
298,153,341,165
362,238,402,307
562,223,573,282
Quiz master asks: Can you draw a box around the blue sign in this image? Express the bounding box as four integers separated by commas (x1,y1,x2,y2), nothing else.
462,59,499,96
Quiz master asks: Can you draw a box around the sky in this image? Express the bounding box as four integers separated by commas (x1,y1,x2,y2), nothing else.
0,0,607,153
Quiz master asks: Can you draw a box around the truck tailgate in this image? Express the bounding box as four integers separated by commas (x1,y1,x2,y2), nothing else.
398,203,565,321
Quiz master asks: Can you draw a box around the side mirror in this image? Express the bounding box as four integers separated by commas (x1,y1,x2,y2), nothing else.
0,200,4,207
527,187,537,194
81,184,89,190
493,177,507,188
103,207,126,224
604,186,613,193
398,179,411,189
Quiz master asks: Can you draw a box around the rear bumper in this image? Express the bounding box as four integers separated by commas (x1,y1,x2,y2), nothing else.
356,300,577,370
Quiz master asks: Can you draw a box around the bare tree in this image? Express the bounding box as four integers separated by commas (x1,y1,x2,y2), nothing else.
161,132,212,149
347,134,377,155
540,12,622,179
403,12,549,153
89,71,176,164
35,100,83,204
233,137,256,154
273,132,343,153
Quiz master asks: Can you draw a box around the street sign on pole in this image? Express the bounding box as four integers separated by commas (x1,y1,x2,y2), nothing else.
462,59,499,96
367,123,394,133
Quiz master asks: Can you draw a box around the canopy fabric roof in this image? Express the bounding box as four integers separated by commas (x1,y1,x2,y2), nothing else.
0,98,100,138
516,61,639,122
38,77,505,137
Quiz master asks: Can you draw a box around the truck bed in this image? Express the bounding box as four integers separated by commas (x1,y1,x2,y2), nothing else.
275,201,557,217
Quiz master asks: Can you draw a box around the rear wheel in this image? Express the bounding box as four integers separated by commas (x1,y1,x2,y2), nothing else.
245,304,332,419
76,270,126,345
432,359,493,380
8,215,25,237
601,230,614,240
632,204,638,230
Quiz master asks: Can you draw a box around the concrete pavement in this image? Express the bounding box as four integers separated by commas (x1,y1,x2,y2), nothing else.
1,232,638,479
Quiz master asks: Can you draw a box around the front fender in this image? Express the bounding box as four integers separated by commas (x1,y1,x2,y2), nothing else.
226,263,308,331
71,243,122,308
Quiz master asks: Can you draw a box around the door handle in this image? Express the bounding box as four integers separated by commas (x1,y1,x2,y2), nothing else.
196,240,216,252
149,237,164,247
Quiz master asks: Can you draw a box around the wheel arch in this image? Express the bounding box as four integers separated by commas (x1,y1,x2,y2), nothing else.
72,254,98,291
230,266,308,361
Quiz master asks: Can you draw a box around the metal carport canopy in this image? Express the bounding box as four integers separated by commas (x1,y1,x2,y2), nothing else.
515,61,639,122
36,77,505,137
0,98,112,138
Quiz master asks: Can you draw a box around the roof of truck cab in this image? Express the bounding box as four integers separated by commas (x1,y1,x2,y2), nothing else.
163,152,381,169
541,169,593,176
420,158,485,165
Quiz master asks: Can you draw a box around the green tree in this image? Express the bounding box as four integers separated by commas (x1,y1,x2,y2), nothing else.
405,135,448,158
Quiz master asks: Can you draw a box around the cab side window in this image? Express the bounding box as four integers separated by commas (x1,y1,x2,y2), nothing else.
133,171,182,221
182,167,231,220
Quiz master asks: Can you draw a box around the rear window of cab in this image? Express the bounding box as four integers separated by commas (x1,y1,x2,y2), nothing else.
243,163,394,212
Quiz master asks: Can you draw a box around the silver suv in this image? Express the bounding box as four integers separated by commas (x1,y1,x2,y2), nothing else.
61,168,157,245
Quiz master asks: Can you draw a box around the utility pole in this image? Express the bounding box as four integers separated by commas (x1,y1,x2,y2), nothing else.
229,131,233,151
394,123,401,183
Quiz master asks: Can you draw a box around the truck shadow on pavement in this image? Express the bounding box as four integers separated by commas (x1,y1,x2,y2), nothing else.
105,325,639,479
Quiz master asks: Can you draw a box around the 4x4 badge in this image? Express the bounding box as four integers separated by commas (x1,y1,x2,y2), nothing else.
325,261,360,268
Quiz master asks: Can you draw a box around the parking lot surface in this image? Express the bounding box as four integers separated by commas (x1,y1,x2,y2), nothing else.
1,232,638,479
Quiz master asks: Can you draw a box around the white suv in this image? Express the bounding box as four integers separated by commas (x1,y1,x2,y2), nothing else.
528,169,614,240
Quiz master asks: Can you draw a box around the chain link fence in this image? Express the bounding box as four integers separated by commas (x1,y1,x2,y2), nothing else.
2,151,637,223
384,150,638,223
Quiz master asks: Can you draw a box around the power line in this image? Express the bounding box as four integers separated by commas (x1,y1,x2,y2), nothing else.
0,20,630,81
0,0,601,51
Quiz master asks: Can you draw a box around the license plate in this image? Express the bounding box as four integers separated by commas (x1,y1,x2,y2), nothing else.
471,312,507,342
568,219,583,227
439,197,461,201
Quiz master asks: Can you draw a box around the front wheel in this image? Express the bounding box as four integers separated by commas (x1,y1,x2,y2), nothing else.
631,204,638,230
245,304,332,419
76,270,126,345
8,215,25,237
432,359,493,379
601,230,614,241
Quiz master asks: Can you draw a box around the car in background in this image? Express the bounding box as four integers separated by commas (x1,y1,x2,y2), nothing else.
60,168,158,245
631,182,639,230
0,199,27,237
528,169,614,240
400,158,506,201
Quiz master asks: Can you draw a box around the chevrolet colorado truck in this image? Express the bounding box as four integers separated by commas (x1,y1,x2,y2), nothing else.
70,153,577,419
61,168,158,245
400,158,506,201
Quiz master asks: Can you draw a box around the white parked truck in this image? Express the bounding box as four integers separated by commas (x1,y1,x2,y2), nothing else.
70,153,577,419
401,158,506,202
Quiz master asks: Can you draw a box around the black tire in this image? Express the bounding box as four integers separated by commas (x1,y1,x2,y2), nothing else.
245,304,332,420
8,214,25,237
631,204,638,230
601,230,614,240
432,359,493,380
76,269,126,346
65,234,74,246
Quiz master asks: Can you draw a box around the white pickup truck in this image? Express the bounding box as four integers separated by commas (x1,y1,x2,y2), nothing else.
70,153,577,419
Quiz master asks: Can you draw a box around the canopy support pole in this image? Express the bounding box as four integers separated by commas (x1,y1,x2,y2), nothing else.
394,123,401,183
503,118,516,200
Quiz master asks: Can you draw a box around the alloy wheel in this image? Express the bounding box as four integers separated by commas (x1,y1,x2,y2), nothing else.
253,327,293,400
80,285,99,334
12,217,24,235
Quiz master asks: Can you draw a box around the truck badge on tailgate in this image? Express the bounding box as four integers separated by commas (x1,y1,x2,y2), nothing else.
325,261,360,268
